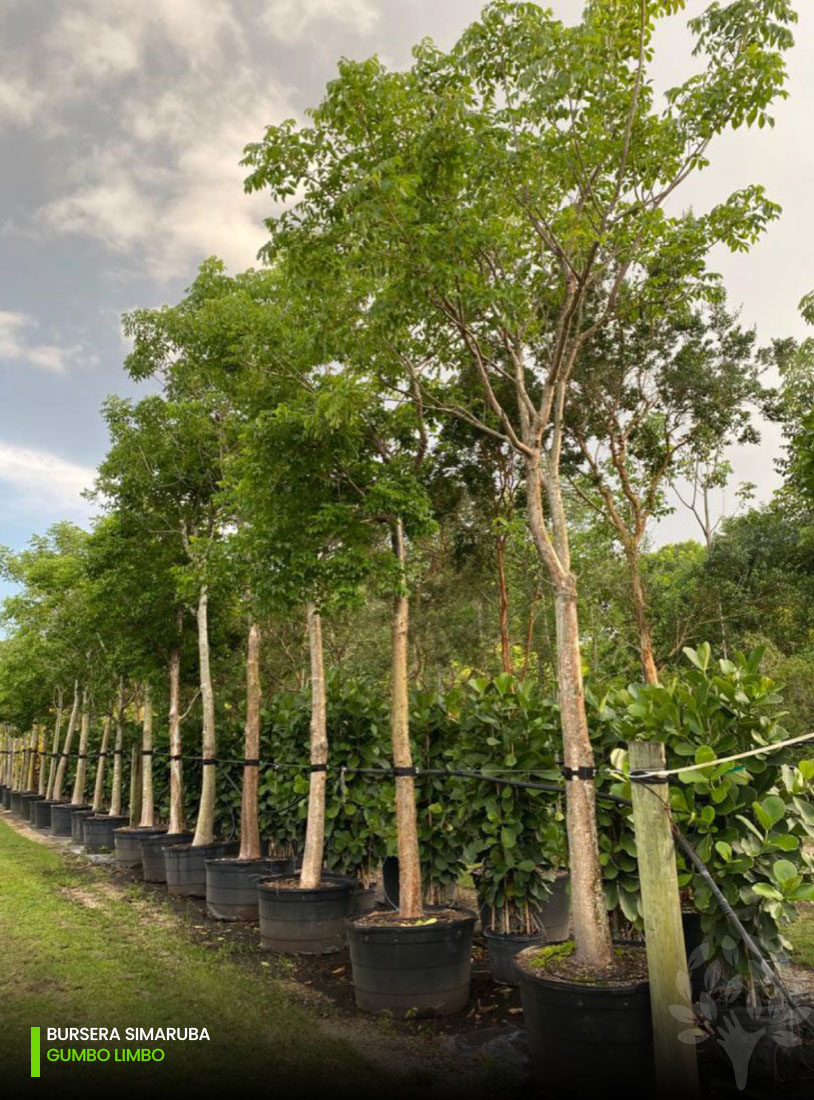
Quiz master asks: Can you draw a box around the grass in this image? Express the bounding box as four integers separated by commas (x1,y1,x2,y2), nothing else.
787,904,814,968
0,819,390,1096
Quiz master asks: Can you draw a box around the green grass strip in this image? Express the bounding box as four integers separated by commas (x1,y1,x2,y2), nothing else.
0,820,388,1095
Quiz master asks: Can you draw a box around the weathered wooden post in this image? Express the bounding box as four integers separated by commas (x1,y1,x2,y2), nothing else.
628,740,699,1099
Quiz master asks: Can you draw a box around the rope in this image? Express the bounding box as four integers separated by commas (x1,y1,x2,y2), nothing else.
626,731,814,781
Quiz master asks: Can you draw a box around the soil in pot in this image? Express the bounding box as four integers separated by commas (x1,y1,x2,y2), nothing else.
113,826,167,869
206,857,294,921
257,875,356,953
83,814,130,853
515,941,653,1091
346,908,477,1018
51,802,90,837
164,841,240,897
140,832,192,883
484,928,547,986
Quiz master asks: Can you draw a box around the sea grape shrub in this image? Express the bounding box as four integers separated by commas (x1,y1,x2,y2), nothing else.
451,674,565,934
411,687,470,904
322,676,391,886
258,677,392,877
258,690,310,857
593,644,814,976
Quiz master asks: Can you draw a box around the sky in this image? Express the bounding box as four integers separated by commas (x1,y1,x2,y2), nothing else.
1,0,812,599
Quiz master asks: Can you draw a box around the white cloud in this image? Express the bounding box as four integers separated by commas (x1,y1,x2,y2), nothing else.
0,441,95,521
0,311,79,373
262,0,379,42
22,0,295,280
0,75,43,131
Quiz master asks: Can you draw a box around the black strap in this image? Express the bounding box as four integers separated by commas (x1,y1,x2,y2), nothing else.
169,754,183,761
562,765,596,781
310,763,328,773
393,766,417,778
77,754,88,760
97,752,108,758
141,750,154,756
244,759,260,767
202,758,217,766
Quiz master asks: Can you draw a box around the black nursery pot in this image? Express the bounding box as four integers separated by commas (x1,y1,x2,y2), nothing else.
51,802,90,836
346,909,477,1017
2,785,11,809
83,814,130,853
515,943,654,1092
113,826,167,869
20,792,44,821
33,799,62,830
140,832,193,883
484,928,547,986
9,790,24,816
257,875,356,953
27,794,46,823
206,856,294,921
70,807,94,843
164,841,239,897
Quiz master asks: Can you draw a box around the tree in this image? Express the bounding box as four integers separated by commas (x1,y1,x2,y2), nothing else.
244,0,796,965
568,300,763,681
93,395,226,844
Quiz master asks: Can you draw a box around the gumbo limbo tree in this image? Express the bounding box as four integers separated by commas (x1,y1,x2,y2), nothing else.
244,0,796,965
94,395,227,844
566,298,764,684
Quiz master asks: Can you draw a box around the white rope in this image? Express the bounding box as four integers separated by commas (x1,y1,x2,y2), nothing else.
619,730,814,781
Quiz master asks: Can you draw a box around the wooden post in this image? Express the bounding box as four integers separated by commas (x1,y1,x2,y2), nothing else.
628,740,699,1099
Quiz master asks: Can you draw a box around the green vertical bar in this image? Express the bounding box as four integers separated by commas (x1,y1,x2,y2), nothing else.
30,1027,40,1078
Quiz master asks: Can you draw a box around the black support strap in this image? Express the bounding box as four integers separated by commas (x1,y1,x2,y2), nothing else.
244,759,260,767
201,758,217,766
393,766,417,778
310,763,328,773
562,765,596,781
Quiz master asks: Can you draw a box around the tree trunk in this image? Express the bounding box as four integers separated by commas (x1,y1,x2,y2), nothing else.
192,585,217,846
391,520,422,918
138,685,155,827
70,687,90,805
92,716,111,813
625,546,659,685
53,681,80,802
238,620,264,861
45,690,63,800
37,726,47,795
496,534,513,675
526,457,613,969
25,727,37,790
167,647,186,835
109,677,125,817
300,608,328,886
129,744,142,827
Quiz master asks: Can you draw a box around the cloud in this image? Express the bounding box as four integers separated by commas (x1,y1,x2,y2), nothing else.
0,441,95,522
0,311,79,373
17,0,295,280
0,75,44,131
262,0,379,42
